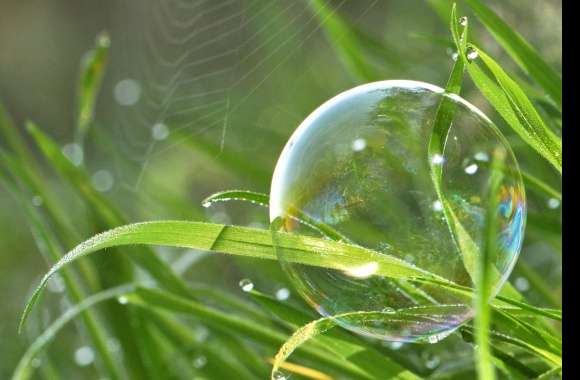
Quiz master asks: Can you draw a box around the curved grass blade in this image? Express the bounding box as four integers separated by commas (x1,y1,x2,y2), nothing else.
270,309,462,380
471,45,562,173
463,0,562,108
307,0,379,82
20,220,444,332
12,284,136,380
202,190,269,208
76,31,110,145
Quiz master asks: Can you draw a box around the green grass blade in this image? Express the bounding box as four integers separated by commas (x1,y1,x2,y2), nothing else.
307,0,379,82
472,45,562,173
127,287,382,379
20,220,444,331
12,284,135,380
202,190,269,208
458,47,561,173
474,148,504,380
463,0,562,108
76,32,110,145
25,122,193,298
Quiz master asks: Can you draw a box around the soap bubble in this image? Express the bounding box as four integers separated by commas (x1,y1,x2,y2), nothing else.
270,80,525,343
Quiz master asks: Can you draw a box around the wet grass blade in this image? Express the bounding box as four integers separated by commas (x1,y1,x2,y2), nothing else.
463,0,562,108
20,220,443,331
471,45,562,173
76,32,110,145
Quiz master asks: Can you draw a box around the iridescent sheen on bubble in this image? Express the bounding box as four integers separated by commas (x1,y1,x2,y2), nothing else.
270,80,526,343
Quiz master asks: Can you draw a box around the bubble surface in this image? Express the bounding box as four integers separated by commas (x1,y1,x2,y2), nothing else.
270,80,525,343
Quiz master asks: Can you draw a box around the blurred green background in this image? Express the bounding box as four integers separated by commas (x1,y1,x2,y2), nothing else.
0,0,561,378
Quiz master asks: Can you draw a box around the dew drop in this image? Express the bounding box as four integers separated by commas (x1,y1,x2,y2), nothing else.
193,355,207,369
431,154,445,165
547,198,560,209
272,371,288,380
474,151,489,162
114,79,141,106
74,346,95,367
514,276,530,292
451,52,459,62
466,47,479,62
352,138,367,152
202,201,212,208
117,295,129,305
239,278,254,292
432,200,444,212
275,287,291,301
427,335,440,344
47,274,65,293
62,143,84,166
390,341,404,350
458,16,468,26
424,352,441,369
91,170,114,192
464,163,479,175
152,122,170,141
382,307,395,313
32,195,43,207
194,325,210,342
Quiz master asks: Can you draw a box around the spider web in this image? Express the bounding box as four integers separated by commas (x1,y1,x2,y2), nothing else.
99,0,379,192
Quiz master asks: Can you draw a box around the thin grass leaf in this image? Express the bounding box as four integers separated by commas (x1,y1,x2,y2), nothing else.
12,284,135,380
471,45,562,173
20,220,444,332
463,0,562,108
474,147,505,380
128,287,384,379
454,43,561,172
269,309,469,380
535,366,561,380
26,122,193,298
307,0,379,82
76,32,110,145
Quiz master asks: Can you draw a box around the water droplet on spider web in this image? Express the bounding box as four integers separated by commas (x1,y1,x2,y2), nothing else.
74,346,95,367
151,122,170,141
270,80,525,343
239,279,254,292
91,170,114,192
114,79,141,106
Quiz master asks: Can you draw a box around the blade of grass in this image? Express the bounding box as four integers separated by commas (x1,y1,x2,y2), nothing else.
463,0,562,108
471,45,562,173
20,219,445,331
26,121,193,298
307,0,379,82
76,32,110,146
474,147,505,380
127,287,387,379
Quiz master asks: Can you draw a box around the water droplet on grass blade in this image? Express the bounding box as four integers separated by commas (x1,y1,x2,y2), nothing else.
270,80,525,343
466,47,479,61
458,16,468,26
547,198,560,209
239,279,254,292
276,287,291,301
